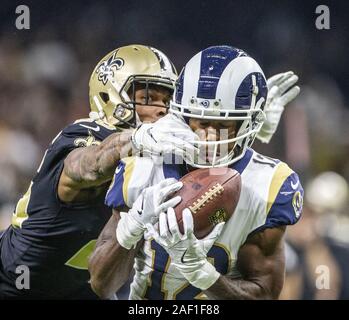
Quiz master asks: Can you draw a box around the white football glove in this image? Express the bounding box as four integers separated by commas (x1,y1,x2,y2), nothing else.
146,207,224,290
116,178,183,250
257,71,300,144
131,113,199,162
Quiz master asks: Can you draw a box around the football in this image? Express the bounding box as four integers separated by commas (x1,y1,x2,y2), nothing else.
173,167,241,239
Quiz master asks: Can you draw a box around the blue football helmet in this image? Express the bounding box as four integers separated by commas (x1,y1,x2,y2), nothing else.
169,45,268,167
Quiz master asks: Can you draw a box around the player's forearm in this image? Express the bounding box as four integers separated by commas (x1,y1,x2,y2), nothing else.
64,130,132,188
89,239,136,299
204,275,276,300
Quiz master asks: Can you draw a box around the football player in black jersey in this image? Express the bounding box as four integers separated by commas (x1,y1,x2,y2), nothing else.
0,44,180,299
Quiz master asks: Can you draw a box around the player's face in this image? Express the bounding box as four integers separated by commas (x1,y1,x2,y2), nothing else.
132,84,171,123
189,119,238,163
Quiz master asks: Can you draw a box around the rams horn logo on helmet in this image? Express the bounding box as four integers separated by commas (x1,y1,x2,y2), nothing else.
200,100,210,108
96,52,124,85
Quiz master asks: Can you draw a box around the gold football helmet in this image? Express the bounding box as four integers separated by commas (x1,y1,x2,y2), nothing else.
89,44,177,127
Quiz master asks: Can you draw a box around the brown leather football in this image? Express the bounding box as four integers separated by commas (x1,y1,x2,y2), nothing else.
173,167,241,239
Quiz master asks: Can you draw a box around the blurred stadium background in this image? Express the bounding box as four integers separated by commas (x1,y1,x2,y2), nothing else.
0,0,348,299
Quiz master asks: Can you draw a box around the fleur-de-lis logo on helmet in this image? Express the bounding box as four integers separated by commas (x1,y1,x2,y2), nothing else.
96,52,124,85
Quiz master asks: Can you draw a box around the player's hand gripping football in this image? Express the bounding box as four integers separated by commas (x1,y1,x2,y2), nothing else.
116,178,183,250
146,207,224,290
131,113,199,162
257,71,300,143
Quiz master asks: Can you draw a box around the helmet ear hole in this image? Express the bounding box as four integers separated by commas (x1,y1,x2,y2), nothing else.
99,92,109,103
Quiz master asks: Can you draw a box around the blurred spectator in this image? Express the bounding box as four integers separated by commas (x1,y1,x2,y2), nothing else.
22,41,78,89
282,172,349,299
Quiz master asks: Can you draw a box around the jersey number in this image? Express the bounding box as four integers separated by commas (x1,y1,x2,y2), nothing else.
252,153,278,168
143,240,230,300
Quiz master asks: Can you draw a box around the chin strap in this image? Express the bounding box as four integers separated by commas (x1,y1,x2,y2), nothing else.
89,111,103,121
91,95,106,119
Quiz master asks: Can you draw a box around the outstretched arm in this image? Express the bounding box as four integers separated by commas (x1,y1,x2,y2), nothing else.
58,130,132,202
257,71,300,144
204,226,286,300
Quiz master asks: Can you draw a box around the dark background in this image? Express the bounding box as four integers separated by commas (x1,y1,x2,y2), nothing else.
0,0,349,299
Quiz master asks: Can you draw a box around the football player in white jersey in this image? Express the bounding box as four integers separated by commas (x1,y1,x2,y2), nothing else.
89,46,303,299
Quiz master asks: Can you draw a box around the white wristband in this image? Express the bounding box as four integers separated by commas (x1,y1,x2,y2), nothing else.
116,213,144,250
181,261,221,291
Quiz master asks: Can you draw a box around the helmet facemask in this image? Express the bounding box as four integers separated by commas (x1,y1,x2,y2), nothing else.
113,75,174,128
170,102,266,168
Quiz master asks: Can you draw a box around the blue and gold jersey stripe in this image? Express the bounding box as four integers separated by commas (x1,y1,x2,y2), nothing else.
266,162,293,214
